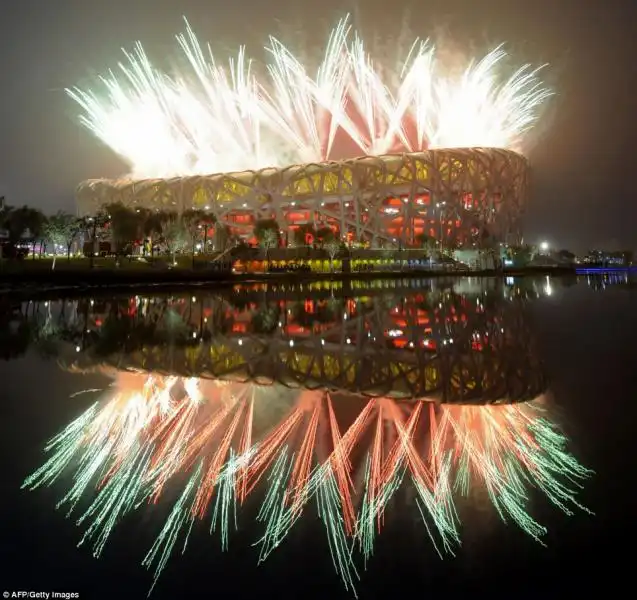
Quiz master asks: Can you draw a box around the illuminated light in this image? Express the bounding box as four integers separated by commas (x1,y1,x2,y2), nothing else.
544,275,553,296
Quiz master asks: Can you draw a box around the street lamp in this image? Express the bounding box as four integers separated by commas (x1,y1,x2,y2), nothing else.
436,201,446,255
540,241,549,253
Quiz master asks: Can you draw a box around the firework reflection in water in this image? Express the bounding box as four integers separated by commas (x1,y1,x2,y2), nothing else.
23,373,591,595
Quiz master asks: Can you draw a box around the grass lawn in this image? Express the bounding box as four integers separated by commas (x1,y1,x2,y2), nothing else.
0,254,217,273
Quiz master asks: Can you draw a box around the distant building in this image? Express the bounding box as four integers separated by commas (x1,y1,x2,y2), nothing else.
583,250,631,266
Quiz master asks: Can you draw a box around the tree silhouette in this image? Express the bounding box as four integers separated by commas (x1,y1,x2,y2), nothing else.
44,211,83,264
105,203,141,256
0,205,46,248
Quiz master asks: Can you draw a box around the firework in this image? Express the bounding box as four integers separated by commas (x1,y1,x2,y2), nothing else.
24,370,590,596
67,16,551,178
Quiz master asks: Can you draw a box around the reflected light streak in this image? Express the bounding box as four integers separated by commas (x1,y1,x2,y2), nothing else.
24,372,591,596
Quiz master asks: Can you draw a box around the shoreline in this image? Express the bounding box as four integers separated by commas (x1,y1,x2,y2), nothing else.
0,266,579,298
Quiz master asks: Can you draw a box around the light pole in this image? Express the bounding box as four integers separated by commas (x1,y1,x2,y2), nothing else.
436,201,446,256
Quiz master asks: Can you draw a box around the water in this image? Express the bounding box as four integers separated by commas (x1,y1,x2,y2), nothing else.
1,274,634,599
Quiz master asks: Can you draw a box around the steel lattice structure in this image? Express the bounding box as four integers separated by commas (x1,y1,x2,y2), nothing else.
76,147,528,247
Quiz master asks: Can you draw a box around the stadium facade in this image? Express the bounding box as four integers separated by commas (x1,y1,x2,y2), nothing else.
76,147,528,248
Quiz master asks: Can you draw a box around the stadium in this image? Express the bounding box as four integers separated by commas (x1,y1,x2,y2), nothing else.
75,147,528,249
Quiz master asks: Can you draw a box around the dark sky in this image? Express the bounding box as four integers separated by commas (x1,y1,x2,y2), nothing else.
1,0,636,252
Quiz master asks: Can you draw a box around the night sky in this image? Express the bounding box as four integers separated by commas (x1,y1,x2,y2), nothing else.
1,0,636,253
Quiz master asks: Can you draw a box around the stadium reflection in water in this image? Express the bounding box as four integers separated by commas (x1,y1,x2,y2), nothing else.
21,277,593,595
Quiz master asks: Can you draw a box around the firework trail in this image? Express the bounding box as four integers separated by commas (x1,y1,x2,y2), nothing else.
23,375,591,596
430,400,594,542
67,15,552,178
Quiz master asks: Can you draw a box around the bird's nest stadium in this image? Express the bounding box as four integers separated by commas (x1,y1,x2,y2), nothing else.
76,147,528,248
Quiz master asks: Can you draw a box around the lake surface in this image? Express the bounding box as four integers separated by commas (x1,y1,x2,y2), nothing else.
1,273,634,599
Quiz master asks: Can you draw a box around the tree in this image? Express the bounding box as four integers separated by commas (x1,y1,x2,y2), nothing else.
443,238,459,257
0,206,22,244
105,203,141,255
43,211,83,268
254,219,280,244
213,223,230,252
557,249,576,264
0,205,46,249
478,229,500,269
199,213,216,253
161,214,189,264
315,226,335,246
82,211,111,269
251,305,280,334
415,233,438,257
21,208,47,259
507,245,535,267
292,224,315,248
324,238,341,272
182,209,216,266
138,209,165,256
254,219,280,269
260,229,278,270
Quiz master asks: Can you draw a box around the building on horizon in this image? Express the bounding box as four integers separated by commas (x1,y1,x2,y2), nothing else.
582,249,633,266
